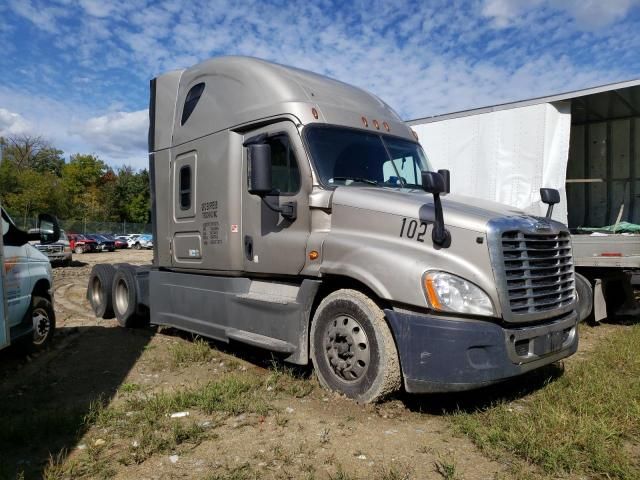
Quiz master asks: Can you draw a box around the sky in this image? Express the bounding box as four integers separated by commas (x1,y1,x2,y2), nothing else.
1,0,639,170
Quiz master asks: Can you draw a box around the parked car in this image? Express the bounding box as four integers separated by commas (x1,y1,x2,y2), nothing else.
30,229,73,266
67,233,98,254
103,234,127,249
132,234,153,250
86,234,116,252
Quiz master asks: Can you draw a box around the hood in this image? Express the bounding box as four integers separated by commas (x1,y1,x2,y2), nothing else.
331,186,527,233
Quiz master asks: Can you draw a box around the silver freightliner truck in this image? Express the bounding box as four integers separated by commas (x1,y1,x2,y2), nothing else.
88,57,579,402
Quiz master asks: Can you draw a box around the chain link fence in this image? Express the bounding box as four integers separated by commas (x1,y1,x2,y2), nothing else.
8,213,151,235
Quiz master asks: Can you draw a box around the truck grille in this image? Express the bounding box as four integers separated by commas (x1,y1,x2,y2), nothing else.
37,244,63,254
501,231,575,315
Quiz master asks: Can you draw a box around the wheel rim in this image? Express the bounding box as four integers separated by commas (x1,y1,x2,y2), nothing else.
323,314,370,382
115,278,129,314
32,307,51,345
91,276,103,306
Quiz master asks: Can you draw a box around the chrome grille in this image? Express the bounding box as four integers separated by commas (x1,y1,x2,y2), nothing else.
36,244,63,254
501,231,575,315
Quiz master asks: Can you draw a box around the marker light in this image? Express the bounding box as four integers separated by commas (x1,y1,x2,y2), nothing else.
361,116,368,127
412,129,419,140
309,250,319,260
312,108,319,119
383,121,390,132
373,119,380,130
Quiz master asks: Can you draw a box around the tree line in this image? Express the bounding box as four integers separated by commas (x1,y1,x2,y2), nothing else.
0,135,150,227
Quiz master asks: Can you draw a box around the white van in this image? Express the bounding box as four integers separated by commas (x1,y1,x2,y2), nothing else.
0,208,60,351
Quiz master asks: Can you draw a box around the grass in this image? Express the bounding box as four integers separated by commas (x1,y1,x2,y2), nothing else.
265,360,314,398
450,323,640,479
169,337,215,368
37,372,272,476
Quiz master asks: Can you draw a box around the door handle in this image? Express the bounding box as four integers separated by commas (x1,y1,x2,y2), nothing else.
244,235,253,261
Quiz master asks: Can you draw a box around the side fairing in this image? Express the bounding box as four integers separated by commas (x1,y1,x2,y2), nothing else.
320,199,501,314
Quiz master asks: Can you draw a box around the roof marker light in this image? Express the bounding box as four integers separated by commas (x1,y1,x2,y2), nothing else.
361,116,368,127
383,121,390,132
373,119,380,130
412,129,419,140
311,107,319,119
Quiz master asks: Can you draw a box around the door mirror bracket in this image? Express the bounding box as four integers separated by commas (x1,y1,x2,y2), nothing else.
247,143,297,221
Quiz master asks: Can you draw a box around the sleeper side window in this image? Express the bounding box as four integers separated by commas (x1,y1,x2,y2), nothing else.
181,82,205,126
267,135,300,195
179,165,192,210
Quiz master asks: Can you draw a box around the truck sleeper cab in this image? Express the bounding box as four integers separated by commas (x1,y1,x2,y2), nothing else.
90,56,579,402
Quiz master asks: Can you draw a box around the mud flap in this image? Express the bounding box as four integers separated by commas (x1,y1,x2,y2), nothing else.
593,279,607,322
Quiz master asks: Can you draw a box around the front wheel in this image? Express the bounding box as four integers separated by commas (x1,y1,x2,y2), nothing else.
310,289,401,403
74,245,84,254
30,296,56,350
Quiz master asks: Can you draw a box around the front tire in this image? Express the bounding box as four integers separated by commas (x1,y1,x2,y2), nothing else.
74,245,84,254
30,296,56,350
310,289,401,403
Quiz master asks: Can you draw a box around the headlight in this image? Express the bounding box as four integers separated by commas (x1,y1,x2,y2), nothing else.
423,271,495,317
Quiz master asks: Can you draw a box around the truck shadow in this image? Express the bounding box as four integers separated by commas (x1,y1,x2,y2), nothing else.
400,362,565,415
0,325,153,480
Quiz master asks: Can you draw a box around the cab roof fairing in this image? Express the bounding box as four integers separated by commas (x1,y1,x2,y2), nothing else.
149,56,414,152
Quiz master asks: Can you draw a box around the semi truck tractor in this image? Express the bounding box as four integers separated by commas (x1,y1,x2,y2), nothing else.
88,56,579,402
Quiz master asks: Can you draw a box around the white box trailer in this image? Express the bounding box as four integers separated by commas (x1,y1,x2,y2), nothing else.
410,79,640,321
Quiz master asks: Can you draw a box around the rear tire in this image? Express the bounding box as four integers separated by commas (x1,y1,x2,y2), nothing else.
310,289,401,403
74,245,83,254
30,296,56,351
87,264,116,319
112,265,142,328
133,243,141,250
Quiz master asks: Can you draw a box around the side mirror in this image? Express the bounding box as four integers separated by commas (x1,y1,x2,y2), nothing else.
540,188,560,219
437,169,450,194
38,214,60,244
421,171,451,248
248,144,272,196
421,171,446,194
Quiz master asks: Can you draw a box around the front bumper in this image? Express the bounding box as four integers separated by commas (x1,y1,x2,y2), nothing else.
385,308,578,393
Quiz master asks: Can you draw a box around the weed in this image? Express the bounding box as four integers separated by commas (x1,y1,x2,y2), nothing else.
450,324,640,479
434,453,458,479
266,360,314,398
120,382,141,393
169,337,214,368
329,466,356,480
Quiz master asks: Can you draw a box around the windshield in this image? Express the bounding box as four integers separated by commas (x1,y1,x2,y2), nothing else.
305,126,432,188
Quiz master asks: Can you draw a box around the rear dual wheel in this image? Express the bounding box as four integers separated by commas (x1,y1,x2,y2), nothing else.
310,289,401,403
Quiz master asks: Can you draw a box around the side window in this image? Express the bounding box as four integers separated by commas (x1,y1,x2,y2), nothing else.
181,82,205,126
179,165,192,210
267,135,300,194
383,156,421,186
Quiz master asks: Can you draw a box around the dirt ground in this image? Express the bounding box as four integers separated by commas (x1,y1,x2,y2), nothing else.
0,250,630,480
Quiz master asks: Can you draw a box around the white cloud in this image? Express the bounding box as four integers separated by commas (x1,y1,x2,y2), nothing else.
71,110,149,168
0,108,31,136
482,0,640,29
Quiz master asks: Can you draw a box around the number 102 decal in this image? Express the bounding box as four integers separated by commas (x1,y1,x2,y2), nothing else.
399,218,429,242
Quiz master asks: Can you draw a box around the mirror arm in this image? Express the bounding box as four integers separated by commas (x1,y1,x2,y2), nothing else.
262,196,297,221
431,192,451,248
546,204,554,219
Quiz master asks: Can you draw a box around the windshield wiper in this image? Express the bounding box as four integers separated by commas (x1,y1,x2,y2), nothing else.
332,176,379,186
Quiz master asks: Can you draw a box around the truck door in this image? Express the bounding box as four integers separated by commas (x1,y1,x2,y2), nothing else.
242,121,311,275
